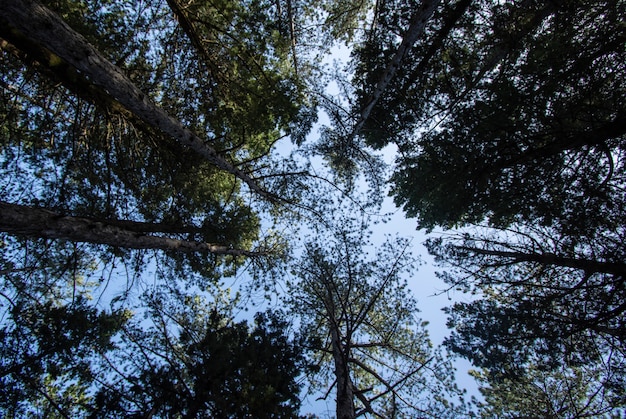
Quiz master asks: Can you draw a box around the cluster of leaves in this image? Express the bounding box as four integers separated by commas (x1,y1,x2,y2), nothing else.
348,0,626,415
0,297,130,418
286,210,468,418
0,275,310,417
353,0,626,229
88,289,310,418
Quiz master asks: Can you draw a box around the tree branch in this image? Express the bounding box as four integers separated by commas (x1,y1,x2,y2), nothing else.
457,245,626,278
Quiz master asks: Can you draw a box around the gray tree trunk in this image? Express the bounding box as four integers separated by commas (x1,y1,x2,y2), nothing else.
0,202,264,256
0,0,272,200
351,0,441,139
331,326,356,419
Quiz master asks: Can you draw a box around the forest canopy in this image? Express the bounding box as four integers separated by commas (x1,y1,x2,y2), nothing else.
0,0,624,417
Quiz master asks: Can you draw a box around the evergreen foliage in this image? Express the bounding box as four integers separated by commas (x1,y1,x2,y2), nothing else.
1,0,625,416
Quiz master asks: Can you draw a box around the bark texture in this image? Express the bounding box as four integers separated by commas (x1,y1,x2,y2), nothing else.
331,327,356,419
0,202,263,256
0,0,272,199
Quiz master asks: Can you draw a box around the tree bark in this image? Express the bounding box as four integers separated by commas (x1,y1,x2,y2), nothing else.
351,0,441,139
0,38,134,122
0,202,265,257
0,0,273,200
331,326,356,419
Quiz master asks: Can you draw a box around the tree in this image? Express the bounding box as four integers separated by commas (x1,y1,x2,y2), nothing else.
0,0,317,415
0,0,314,265
0,278,310,418
310,0,442,189
471,361,626,418
350,0,441,141
0,296,130,418
287,211,467,418
0,229,137,418
88,289,310,418
350,0,626,229
426,224,626,414
348,1,626,413
14,0,626,416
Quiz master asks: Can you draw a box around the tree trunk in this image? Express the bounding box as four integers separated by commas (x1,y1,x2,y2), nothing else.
331,326,355,419
0,0,272,200
0,202,264,256
351,0,441,139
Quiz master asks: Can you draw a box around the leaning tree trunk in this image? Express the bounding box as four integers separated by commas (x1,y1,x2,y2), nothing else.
0,0,272,200
0,202,265,256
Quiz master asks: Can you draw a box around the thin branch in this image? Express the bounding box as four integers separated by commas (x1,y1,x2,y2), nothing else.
457,245,626,277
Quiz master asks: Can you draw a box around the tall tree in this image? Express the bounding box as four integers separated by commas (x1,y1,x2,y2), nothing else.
88,289,310,418
350,0,626,231
287,211,467,418
0,0,318,416
426,224,626,414
0,0,314,263
349,1,626,413
470,361,626,418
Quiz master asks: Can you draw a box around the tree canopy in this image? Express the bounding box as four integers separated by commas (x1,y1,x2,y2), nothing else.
1,0,625,416
286,210,467,418
347,0,626,415
352,0,626,231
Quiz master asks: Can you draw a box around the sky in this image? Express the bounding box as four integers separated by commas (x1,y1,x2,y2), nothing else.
223,42,483,417
283,42,483,414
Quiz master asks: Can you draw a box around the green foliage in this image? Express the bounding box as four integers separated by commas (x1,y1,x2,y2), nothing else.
427,224,626,415
0,271,310,418
352,0,626,231
286,210,467,417
350,1,626,414
471,363,626,418
0,0,316,273
90,290,309,418
0,0,317,416
318,0,375,44
160,0,310,154
9,0,626,416
0,296,130,418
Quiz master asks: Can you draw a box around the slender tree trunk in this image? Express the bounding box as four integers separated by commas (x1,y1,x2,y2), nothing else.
0,202,265,256
397,0,472,99
286,0,299,75
351,0,441,139
0,0,273,200
331,326,355,419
